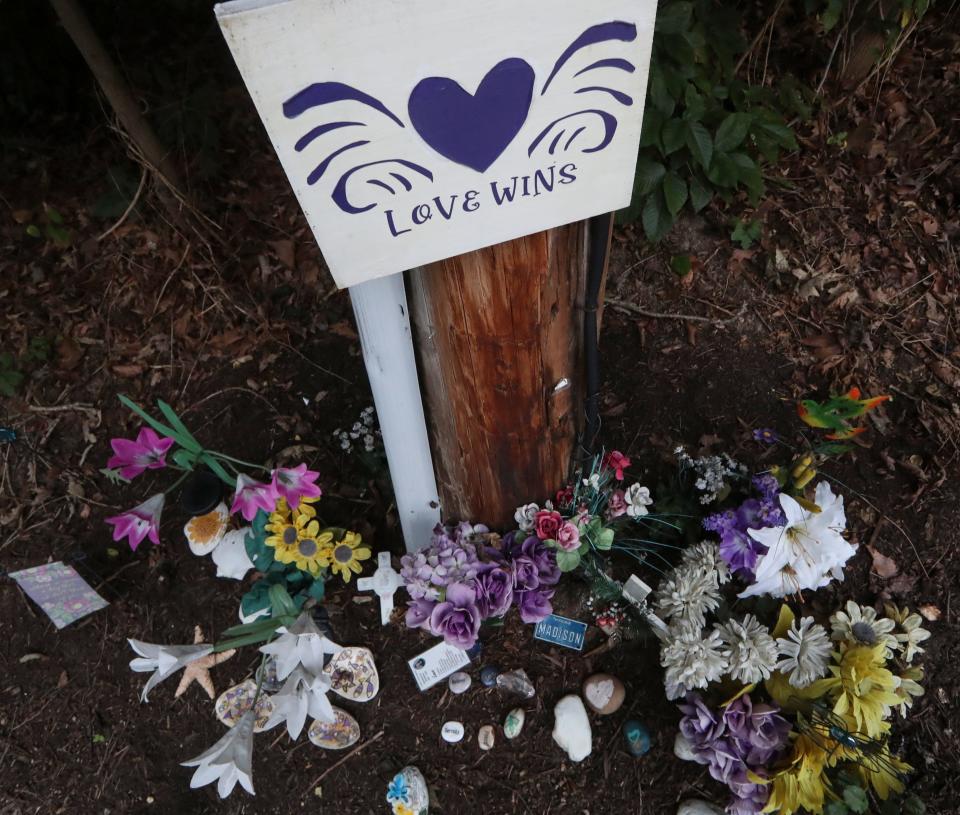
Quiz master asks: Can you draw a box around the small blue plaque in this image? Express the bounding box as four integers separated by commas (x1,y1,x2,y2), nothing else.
534,613,588,651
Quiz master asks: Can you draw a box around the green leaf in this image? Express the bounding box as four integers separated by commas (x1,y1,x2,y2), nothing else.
45,206,64,225
755,119,797,150
245,514,276,572
99,467,131,485
707,153,739,188
729,152,763,200
634,159,666,196
670,254,692,276
220,617,284,639
661,118,687,155
0,367,24,397
117,395,180,441
594,527,615,551
269,583,296,618
902,794,926,815
639,109,663,149
213,628,282,652
842,786,869,814
685,121,713,168
821,0,844,31
555,549,581,572
655,1,693,34
26,224,42,238
689,175,712,212
641,191,674,242
731,218,762,249
156,400,203,452
649,68,676,116
682,84,706,121
201,453,235,485
714,112,753,152
171,448,199,469
306,577,326,602
662,172,688,215
824,801,849,815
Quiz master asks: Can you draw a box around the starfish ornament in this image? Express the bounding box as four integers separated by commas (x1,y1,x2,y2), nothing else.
175,625,235,699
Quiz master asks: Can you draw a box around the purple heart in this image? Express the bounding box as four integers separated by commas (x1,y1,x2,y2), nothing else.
408,58,535,173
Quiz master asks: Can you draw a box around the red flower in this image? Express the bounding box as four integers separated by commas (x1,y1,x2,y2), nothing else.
555,485,574,507
603,450,632,480
534,509,563,541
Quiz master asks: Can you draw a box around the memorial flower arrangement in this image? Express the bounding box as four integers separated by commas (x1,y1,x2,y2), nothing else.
105,397,378,798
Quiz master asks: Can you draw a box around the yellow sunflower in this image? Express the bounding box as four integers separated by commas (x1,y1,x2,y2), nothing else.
265,497,332,576
329,531,371,583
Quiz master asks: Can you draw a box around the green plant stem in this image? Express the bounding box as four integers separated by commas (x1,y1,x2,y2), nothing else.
209,451,271,473
163,469,193,495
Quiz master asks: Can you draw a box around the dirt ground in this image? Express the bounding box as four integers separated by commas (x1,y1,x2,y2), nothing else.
1,4,958,814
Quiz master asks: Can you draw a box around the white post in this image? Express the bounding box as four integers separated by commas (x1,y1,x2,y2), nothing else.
349,272,440,551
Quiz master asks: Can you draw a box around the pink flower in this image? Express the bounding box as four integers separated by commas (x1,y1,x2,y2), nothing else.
534,509,563,541
271,464,322,507
606,489,628,519
107,427,174,480
603,450,632,480
106,493,164,551
230,474,278,521
555,521,581,551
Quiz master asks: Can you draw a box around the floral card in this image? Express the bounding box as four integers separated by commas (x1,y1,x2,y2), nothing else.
9,561,109,629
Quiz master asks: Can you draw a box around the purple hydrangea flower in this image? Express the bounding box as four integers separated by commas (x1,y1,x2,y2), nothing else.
429,582,482,650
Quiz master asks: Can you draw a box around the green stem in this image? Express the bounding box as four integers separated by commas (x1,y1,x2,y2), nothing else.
209,451,271,473
163,469,193,495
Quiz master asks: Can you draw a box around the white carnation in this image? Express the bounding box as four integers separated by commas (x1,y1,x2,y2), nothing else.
661,621,728,700
776,616,832,688
716,614,779,684
654,564,720,629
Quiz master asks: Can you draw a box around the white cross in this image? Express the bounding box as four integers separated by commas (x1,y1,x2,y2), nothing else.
357,551,402,625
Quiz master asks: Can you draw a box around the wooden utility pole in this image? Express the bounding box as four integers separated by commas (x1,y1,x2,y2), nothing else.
410,221,602,529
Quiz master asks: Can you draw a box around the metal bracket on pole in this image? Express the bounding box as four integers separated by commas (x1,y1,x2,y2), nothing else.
349,272,440,551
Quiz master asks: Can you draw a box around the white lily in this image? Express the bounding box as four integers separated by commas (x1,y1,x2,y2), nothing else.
182,708,255,798
259,612,342,680
263,667,336,739
128,639,213,702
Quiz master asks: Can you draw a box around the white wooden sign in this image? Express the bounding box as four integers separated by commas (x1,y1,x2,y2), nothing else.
216,0,657,288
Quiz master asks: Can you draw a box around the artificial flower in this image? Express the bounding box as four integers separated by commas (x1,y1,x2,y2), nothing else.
504,533,562,587
473,563,513,619
534,509,563,541
884,603,931,663
655,564,721,630
776,616,832,688
404,597,436,630
392,804,416,815
513,503,539,532
184,502,229,556
728,769,770,815
555,485,575,507
717,614,779,684
857,747,910,800
271,464,322,508
830,601,898,654
230,474,278,522
752,428,780,445
107,427,174,480
740,482,855,598
211,528,255,580
893,664,925,716
259,612,342,680
516,587,555,623
827,643,900,738
263,667,335,739
723,694,790,766
582,472,602,491
106,493,165,551
555,521,581,551
661,622,728,699
181,707,255,798
429,581,481,649
678,693,727,746
624,483,653,518
606,489,628,519
399,551,441,601
763,732,830,815
128,638,213,702
681,539,731,585
603,450,631,480
329,531,370,582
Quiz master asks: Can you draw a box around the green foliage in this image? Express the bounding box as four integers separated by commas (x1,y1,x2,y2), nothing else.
0,337,52,396
731,217,762,248
670,254,692,276
0,353,24,397
621,0,802,240
25,206,72,247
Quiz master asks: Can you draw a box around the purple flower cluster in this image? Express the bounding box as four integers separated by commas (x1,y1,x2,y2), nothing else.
401,524,559,650
703,475,785,579
678,693,789,815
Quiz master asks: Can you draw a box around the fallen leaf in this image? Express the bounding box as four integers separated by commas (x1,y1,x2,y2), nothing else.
56,337,85,371
57,671,69,688
112,363,144,378
866,545,899,579
269,239,296,269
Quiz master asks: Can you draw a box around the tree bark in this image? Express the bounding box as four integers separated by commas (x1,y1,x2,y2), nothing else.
409,223,594,529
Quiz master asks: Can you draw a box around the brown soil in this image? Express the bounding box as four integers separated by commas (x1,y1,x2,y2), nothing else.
1,4,958,815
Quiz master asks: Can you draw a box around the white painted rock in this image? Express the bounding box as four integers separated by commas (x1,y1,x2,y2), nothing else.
677,800,725,815
552,694,592,762
448,671,472,694
503,707,525,739
386,766,428,814
478,724,495,750
323,646,379,701
308,707,361,750
582,673,625,715
441,721,464,743
215,679,274,733
674,732,698,762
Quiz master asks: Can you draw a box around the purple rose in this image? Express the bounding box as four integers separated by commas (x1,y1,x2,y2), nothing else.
517,587,554,623
405,597,436,631
723,695,790,766
678,693,727,749
727,769,769,815
516,535,561,585
512,556,542,592
704,738,746,785
429,582,481,650
473,564,513,619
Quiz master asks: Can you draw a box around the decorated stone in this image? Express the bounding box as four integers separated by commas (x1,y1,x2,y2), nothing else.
677,801,724,815
674,732,697,762
503,707,525,739
552,694,592,762
582,673,625,715
480,666,499,687
623,719,651,756
478,725,496,751
448,672,471,695
215,679,274,733
386,766,429,815
184,503,228,556
323,646,379,701
308,707,361,750
441,721,465,743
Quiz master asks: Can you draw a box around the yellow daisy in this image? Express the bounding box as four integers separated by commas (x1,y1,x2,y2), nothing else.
329,531,371,583
265,497,333,575
763,732,831,815
826,644,900,738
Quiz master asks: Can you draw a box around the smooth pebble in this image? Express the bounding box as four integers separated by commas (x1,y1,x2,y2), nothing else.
503,707,525,739
478,724,496,750
448,671,472,694
582,673,625,715
441,720,465,743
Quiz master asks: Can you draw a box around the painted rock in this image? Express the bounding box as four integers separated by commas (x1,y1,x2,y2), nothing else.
480,665,499,687
386,766,429,815
623,719,652,756
211,528,254,580
503,707,525,739
466,640,483,660
441,720,465,743
677,800,725,815
323,646,379,701
215,679,274,733
582,673,625,715
308,707,360,750
496,668,534,699
552,694,592,762
674,732,697,762
448,671,472,695
478,724,496,750
184,503,228,556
